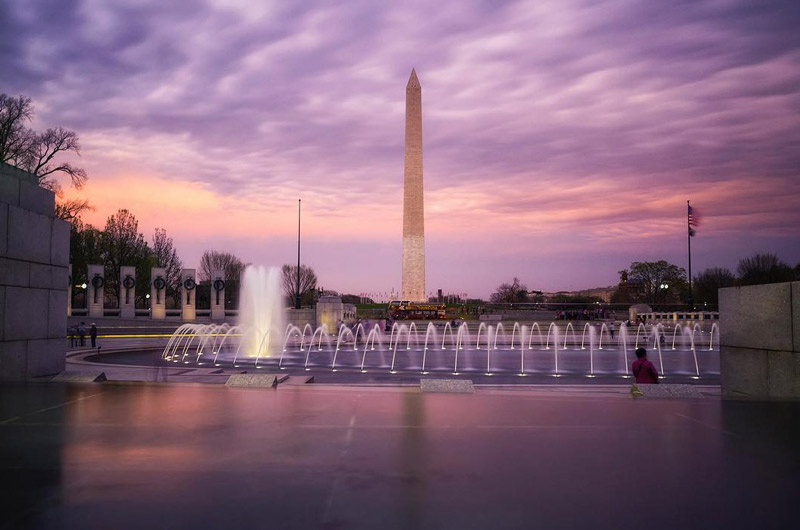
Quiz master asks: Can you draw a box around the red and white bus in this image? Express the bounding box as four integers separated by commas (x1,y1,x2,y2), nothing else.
388,301,447,320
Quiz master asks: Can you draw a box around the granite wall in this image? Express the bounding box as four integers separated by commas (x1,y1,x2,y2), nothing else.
1,162,69,380
720,282,799,400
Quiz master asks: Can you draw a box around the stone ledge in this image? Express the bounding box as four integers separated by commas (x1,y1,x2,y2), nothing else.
420,378,474,394
225,373,282,388
719,284,793,351
630,383,704,399
52,371,107,383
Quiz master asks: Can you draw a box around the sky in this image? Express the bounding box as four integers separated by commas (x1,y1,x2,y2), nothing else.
2,0,799,298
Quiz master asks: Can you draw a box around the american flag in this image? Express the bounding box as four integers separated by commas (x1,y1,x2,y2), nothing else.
688,204,700,237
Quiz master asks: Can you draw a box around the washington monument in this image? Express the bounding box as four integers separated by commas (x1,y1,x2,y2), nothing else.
402,69,425,302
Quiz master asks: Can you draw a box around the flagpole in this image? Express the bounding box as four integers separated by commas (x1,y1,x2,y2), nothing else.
687,200,693,310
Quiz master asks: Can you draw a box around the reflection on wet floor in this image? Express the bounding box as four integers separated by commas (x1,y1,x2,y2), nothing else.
0,383,797,530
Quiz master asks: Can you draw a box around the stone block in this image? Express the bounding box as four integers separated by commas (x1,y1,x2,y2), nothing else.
0,257,30,287
631,383,704,399
3,286,48,341
0,202,8,256
719,284,792,351
19,179,54,217
32,263,69,290
225,374,278,388
767,350,798,399
50,218,70,266
0,340,27,380
720,346,769,399
0,171,20,206
30,263,57,289
48,290,68,338
7,206,52,264
420,378,475,394
26,338,66,378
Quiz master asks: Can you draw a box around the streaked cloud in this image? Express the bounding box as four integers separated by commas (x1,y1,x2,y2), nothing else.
4,0,800,296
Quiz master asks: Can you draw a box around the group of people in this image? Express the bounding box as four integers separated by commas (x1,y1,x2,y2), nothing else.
68,322,98,349
555,308,611,321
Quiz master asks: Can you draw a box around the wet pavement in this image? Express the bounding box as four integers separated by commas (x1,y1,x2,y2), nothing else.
1,382,797,529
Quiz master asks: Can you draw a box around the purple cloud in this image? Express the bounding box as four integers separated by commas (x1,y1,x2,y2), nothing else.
2,0,799,295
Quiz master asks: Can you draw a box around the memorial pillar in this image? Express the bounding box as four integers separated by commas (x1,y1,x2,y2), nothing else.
119,265,136,319
151,267,167,320
211,270,226,321
88,264,104,319
181,268,197,321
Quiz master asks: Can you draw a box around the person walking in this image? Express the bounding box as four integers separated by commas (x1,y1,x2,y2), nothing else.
632,347,659,384
90,323,98,348
609,322,615,340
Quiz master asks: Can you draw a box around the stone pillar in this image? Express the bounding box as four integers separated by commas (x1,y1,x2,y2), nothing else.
180,268,197,321
67,264,73,317
720,282,800,400
316,296,344,333
1,161,69,380
88,264,105,319
211,270,225,321
119,265,136,319
150,267,166,320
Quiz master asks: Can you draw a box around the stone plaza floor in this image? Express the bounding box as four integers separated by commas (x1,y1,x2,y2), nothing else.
1,381,797,530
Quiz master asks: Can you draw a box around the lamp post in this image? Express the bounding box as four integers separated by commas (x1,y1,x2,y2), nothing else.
659,283,669,304
295,199,302,310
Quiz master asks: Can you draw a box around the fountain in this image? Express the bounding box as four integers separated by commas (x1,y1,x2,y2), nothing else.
162,285,719,379
237,266,285,361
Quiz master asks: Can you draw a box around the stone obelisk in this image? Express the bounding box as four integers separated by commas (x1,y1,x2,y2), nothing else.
402,69,426,302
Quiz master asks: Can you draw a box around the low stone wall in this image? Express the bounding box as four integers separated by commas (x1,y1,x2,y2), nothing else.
720,282,799,400
285,308,316,329
1,162,69,380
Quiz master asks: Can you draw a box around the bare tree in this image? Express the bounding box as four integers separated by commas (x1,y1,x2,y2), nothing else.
0,94,87,202
693,267,735,308
281,264,317,306
0,94,34,163
54,198,94,225
152,228,184,307
198,250,246,283
490,277,529,304
737,253,793,286
24,126,87,194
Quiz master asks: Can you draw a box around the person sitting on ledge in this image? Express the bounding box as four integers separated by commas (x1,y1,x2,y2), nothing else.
632,347,659,384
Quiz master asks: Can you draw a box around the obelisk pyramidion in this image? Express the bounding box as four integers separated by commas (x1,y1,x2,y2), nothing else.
402,68,426,302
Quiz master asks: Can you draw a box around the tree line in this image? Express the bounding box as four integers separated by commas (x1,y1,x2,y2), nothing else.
490,253,799,310
70,208,329,309
692,253,799,308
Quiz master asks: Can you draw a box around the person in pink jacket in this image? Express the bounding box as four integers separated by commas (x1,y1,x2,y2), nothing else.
632,347,659,384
